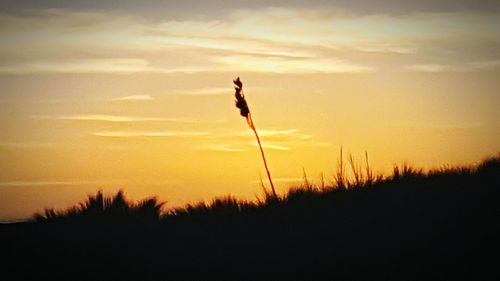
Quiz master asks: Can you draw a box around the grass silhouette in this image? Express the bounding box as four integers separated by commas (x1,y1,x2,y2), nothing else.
234,77,277,199
33,190,164,223
1,155,498,281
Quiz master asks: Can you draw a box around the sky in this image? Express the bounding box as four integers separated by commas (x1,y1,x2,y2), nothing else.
1,0,499,221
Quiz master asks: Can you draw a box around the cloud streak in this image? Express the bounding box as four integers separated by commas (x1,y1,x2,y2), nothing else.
31,114,201,123
173,87,231,96
0,142,55,149
206,144,247,152
2,8,498,75
249,177,305,184
209,129,315,142
0,179,129,187
92,131,210,138
11,8,490,74
0,179,183,187
406,60,500,73
201,128,326,153
107,95,154,101
0,58,157,74
250,142,290,151
3,1,500,20
239,129,300,137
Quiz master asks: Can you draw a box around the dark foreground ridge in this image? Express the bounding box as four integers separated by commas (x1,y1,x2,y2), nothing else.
1,156,499,281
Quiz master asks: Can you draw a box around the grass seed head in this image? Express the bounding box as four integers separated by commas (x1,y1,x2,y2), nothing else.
234,77,250,120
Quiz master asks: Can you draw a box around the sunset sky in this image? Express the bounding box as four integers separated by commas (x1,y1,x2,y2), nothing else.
1,0,499,221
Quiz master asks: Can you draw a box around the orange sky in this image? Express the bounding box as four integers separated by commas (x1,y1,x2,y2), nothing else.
1,1,499,221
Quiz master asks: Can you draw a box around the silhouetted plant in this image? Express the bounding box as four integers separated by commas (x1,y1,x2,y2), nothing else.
348,153,363,187
32,155,499,224
34,190,164,222
233,77,277,199
364,151,375,185
392,163,423,180
476,154,500,175
133,197,165,220
428,165,473,177
172,196,256,217
334,146,346,189
320,172,326,191
15,155,500,281
301,167,311,188
285,185,320,203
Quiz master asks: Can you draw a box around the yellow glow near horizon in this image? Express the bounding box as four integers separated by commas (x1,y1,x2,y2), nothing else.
0,5,499,220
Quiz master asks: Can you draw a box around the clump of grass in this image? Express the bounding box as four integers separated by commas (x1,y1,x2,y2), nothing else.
33,190,164,223
233,77,277,199
257,175,280,205
171,196,257,217
348,153,363,187
283,170,321,203
334,146,346,189
392,163,423,180
31,154,499,224
334,147,383,189
476,154,500,175
364,151,375,185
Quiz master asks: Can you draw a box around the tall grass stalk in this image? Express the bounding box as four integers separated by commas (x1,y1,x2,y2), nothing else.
364,151,374,185
348,153,362,187
233,77,277,199
334,146,346,189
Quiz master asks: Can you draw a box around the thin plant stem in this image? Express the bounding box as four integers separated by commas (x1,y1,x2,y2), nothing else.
248,114,277,199
233,77,277,200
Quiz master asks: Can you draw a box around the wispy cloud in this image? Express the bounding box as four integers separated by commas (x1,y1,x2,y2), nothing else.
173,87,231,96
206,144,246,152
201,128,324,153
465,60,500,71
203,136,327,153
406,60,500,73
173,86,265,96
249,142,290,151
0,179,129,187
215,55,375,74
209,129,315,144
405,64,446,73
239,129,299,137
355,45,416,54
107,95,154,101
249,177,305,184
0,9,379,74
31,114,199,123
92,131,210,137
1,8,498,75
0,179,184,187
0,142,55,149
0,58,157,74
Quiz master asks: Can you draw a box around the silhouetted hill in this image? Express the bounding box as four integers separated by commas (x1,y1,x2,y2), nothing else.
1,156,499,281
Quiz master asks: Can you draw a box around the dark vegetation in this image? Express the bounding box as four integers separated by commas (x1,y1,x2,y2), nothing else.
1,154,499,281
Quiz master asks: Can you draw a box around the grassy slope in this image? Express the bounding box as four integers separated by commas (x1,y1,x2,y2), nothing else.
1,156,499,281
